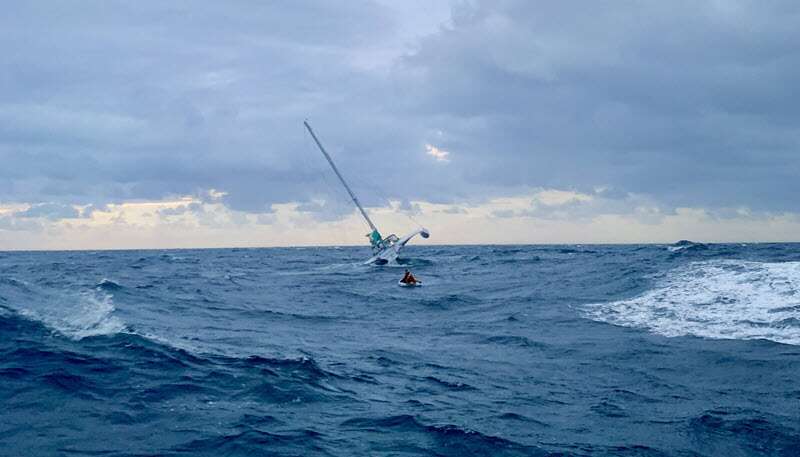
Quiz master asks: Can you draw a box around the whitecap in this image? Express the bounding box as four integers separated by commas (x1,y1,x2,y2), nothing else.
19,291,126,340
586,260,800,345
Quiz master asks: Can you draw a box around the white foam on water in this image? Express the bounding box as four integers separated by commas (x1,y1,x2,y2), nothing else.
19,292,126,340
586,260,800,345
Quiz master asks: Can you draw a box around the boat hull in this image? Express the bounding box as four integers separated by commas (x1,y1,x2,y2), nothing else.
364,228,429,265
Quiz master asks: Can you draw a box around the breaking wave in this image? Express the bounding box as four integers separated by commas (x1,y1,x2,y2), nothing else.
18,292,126,340
0,276,125,340
667,239,709,253
586,260,800,345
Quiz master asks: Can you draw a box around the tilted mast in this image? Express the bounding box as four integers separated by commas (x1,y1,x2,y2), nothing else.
303,120,381,237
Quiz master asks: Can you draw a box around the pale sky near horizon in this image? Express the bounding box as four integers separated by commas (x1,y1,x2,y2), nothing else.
2,1,800,250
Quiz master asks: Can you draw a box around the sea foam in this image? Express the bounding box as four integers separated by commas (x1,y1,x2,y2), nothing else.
19,291,126,340
586,260,800,345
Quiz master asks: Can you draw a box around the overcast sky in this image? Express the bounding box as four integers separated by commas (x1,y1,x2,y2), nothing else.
2,0,800,249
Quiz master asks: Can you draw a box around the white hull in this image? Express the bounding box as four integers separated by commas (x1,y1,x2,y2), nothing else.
364,228,429,265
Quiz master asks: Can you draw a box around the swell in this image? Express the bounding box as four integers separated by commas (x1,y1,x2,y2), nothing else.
688,409,800,456
2,245,799,456
415,293,482,310
482,335,549,349
341,414,550,456
172,428,328,456
0,311,353,408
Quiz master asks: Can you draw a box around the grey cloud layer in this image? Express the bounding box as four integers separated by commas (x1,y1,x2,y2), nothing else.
1,0,798,216
400,0,800,211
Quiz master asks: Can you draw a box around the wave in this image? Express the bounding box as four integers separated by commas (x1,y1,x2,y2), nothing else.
496,412,550,428
237,355,339,380
40,370,102,400
396,257,435,267
417,294,481,310
495,256,542,265
1,310,353,409
0,274,126,340
95,278,123,291
667,239,709,253
590,400,628,418
422,375,476,391
17,292,126,340
558,248,598,254
586,260,800,345
173,428,325,455
482,335,548,349
688,409,800,455
341,414,547,456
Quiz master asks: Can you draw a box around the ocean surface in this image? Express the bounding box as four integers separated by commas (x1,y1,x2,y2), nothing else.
1,243,799,456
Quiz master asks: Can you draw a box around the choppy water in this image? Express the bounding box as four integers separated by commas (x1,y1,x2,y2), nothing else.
1,244,799,456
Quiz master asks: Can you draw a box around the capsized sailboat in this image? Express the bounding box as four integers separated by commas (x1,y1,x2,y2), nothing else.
303,121,430,264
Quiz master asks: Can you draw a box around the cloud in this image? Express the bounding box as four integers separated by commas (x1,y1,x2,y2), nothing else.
158,202,203,217
0,215,42,232
532,190,593,207
396,0,800,211
397,199,422,215
2,188,800,249
293,198,354,222
1,1,799,244
16,203,80,220
438,205,467,215
80,204,109,218
425,144,450,162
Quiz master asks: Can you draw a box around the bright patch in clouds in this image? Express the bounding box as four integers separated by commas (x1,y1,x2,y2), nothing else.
3,188,800,250
207,189,228,200
425,144,450,162
532,190,593,207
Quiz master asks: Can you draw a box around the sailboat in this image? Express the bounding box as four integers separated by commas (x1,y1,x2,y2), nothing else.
304,121,430,265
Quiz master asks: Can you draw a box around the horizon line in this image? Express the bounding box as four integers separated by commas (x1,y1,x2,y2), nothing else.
1,240,798,254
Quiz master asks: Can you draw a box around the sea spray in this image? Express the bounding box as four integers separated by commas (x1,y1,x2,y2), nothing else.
586,259,800,345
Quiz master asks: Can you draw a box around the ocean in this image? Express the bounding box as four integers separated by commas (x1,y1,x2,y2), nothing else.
1,243,798,456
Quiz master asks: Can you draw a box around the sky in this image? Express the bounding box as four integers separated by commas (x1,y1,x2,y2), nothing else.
1,0,800,249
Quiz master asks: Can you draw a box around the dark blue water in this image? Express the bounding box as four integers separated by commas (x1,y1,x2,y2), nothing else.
1,244,799,456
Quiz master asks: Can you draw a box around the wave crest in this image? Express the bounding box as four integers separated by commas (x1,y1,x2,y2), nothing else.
586,260,800,345
19,292,126,340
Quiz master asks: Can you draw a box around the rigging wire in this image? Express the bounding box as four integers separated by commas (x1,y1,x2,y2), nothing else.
350,168,426,232
299,126,372,245
300,121,425,249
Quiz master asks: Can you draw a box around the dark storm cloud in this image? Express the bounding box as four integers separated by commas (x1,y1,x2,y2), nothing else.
0,0,399,212
397,0,800,211
1,0,798,216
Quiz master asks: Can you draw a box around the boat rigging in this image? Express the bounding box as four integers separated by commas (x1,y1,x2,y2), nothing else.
303,120,430,264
